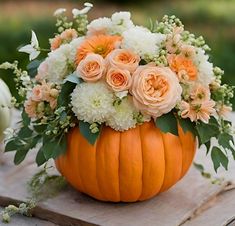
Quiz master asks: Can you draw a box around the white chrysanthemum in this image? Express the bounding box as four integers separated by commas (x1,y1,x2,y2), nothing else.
87,17,112,35
106,97,150,131
71,82,115,124
67,37,84,62
110,11,134,34
121,26,166,60
194,48,214,85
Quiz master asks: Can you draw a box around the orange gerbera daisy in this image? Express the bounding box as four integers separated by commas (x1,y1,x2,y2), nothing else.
75,35,122,65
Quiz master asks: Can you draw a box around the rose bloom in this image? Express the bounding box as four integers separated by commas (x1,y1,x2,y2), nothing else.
131,65,182,117
50,36,62,51
180,99,215,123
24,98,37,118
106,49,140,73
60,28,78,41
32,85,43,102
168,54,198,81
75,34,122,65
106,67,132,92
76,53,105,82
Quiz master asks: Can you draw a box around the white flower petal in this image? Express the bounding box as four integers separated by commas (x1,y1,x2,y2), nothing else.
115,91,128,99
31,30,39,48
19,45,35,54
29,50,40,61
84,2,93,7
54,8,66,16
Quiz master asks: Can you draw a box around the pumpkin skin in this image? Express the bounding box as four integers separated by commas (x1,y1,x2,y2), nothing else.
55,120,197,202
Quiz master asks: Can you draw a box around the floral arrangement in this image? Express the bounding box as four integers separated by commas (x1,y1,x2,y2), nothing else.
1,3,234,172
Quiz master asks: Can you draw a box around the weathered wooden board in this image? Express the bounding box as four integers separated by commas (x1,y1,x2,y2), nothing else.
182,188,235,226
0,207,58,226
0,152,229,226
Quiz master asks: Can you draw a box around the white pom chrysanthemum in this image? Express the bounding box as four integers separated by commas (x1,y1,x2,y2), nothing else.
71,82,115,124
106,97,150,131
194,48,214,85
110,11,134,34
68,37,84,62
121,26,166,60
87,17,112,35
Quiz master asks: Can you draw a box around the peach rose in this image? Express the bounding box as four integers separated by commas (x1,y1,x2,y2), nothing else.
106,49,140,73
24,98,37,118
32,85,43,102
131,65,182,117
76,53,105,82
60,28,78,40
167,54,198,81
50,36,62,51
106,68,132,92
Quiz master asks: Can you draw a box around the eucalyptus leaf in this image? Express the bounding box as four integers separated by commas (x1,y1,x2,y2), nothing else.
5,139,23,152
14,148,29,165
36,147,47,166
63,72,83,84
18,126,33,139
79,121,101,145
211,146,228,172
155,111,178,136
27,59,43,78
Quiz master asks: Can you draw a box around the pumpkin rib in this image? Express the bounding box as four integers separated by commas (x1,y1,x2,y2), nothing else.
119,126,143,202
178,125,197,178
96,127,120,201
159,131,183,192
138,122,165,201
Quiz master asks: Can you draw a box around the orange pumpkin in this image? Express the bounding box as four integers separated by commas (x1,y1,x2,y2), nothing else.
55,120,197,202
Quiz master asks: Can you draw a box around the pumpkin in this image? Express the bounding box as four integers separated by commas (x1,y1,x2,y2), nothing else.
0,79,11,142
56,120,196,202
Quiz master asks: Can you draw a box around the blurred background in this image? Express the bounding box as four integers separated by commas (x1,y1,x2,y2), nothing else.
0,0,235,107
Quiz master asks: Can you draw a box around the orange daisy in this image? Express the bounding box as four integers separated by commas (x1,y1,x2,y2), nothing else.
75,35,122,65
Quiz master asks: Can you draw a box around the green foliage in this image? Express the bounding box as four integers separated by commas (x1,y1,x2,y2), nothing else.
27,60,43,78
155,111,178,136
211,147,228,172
79,121,101,145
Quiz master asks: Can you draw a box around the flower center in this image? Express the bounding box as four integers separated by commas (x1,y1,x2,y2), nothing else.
112,73,125,86
94,45,106,56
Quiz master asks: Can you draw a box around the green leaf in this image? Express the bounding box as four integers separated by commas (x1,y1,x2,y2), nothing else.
178,118,196,135
57,81,77,107
14,149,29,165
196,120,220,144
18,126,33,139
79,121,101,145
205,140,211,155
193,162,204,172
155,111,178,136
33,123,48,134
218,132,234,151
63,72,83,84
36,147,47,166
211,146,228,172
5,139,23,152
41,135,67,160
27,60,43,78
22,109,31,126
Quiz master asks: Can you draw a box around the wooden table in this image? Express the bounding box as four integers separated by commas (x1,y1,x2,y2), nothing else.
0,113,235,226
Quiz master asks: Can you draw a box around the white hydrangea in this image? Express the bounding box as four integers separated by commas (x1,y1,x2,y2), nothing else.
194,48,214,85
110,11,134,34
106,97,150,131
87,17,112,35
121,26,166,60
71,82,115,124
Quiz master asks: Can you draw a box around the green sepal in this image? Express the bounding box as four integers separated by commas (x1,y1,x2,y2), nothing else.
155,111,178,136
79,121,101,145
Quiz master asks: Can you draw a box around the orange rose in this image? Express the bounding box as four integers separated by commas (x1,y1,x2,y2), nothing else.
76,53,105,82
106,49,140,73
131,65,182,117
168,54,198,81
106,68,132,92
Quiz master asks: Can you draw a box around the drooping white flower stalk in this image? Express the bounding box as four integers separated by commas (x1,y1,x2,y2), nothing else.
54,8,66,17
18,31,40,61
72,2,93,17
